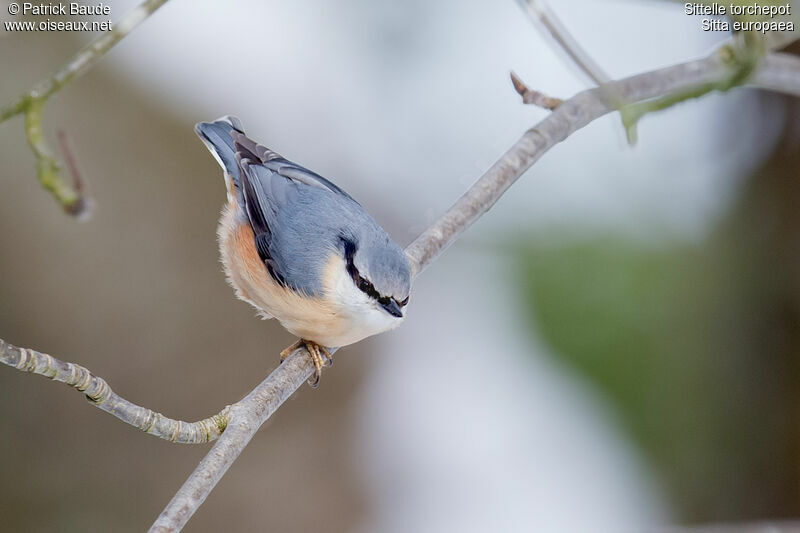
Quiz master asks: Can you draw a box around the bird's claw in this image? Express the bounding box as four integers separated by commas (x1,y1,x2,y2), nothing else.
280,339,332,388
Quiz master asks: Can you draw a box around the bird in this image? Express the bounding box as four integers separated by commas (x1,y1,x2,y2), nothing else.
195,116,411,387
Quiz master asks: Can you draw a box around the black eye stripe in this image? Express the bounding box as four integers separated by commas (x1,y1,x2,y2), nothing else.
341,236,378,298
341,236,359,282
357,275,381,300
340,235,408,306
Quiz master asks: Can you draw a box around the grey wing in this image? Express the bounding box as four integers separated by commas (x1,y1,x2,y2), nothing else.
234,133,353,296
236,158,287,287
233,132,357,203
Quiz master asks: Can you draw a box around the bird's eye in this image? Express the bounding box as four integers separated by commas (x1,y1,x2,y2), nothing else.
398,296,409,307
358,277,375,296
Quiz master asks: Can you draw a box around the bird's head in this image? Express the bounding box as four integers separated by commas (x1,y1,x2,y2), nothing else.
338,231,411,320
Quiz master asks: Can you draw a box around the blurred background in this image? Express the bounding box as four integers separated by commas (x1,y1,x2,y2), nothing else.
1,0,798,531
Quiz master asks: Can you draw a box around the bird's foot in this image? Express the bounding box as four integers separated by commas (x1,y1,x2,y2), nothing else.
305,341,333,388
280,339,333,388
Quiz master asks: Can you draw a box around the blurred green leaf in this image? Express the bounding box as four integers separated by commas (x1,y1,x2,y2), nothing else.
514,232,789,520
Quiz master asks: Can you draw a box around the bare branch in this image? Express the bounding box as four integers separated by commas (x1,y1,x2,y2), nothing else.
406,50,800,276
3,48,800,532
150,345,332,532
0,0,171,217
517,0,610,85
619,38,769,145
752,51,800,94
510,71,564,110
0,338,229,443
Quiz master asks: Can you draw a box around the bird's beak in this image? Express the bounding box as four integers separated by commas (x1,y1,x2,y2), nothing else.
380,298,403,318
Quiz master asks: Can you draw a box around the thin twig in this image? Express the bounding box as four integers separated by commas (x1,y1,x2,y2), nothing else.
510,71,564,110
0,339,229,443
57,130,84,196
0,0,171,217
3,50,800,532
57,130,93,219
517,0,610,85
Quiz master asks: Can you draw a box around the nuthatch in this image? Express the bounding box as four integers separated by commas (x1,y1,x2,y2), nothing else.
195,117,411,386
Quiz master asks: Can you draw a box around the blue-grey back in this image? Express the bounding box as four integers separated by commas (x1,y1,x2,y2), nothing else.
264,180,372,296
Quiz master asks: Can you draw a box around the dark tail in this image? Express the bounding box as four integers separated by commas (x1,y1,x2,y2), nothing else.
195,116,245,182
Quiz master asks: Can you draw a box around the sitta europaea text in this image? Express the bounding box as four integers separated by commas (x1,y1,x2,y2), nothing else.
195,116,411,386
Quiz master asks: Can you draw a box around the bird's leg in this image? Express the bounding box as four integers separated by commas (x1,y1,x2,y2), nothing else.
280,339,332,388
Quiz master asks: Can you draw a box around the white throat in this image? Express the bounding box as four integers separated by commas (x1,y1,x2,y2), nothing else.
322,255,405,346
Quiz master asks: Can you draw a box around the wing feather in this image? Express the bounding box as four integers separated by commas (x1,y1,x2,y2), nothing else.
234,131,354,293
232,131,356,202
